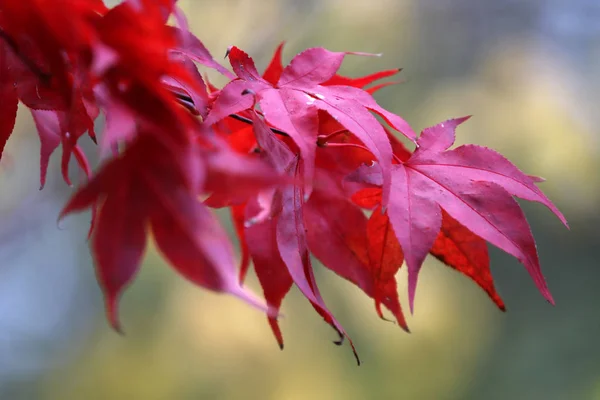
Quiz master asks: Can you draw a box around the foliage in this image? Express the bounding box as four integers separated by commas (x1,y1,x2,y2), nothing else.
0,0,567,362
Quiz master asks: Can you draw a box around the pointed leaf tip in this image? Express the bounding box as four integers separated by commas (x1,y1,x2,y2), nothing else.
544,290,556,306
263,41,286,84
418,115,472,150
528,174,546,183
268,317,285,349
105,295,125,335
374,301,395,323
352,346,361,366
347,51,382,57
407,272,417,315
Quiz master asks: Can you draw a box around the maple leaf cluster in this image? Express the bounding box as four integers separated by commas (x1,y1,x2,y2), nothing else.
0,0,567,362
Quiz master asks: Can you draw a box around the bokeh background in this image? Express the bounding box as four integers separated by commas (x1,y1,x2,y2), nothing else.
1,0,599,399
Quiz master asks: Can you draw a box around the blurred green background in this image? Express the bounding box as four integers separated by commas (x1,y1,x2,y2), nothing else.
1,0,599,399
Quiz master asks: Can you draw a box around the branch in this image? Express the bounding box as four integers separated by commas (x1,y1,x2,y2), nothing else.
171,91,290,137
227,114,289,137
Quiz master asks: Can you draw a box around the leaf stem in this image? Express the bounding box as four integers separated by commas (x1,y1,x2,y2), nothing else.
169,90,291,138
227,114,289,137
317,128,349,144
323,142,372,153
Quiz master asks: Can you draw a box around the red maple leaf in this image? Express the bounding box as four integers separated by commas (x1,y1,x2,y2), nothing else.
242,112,358,355
353,184,506,311
431,209,505,310
347,117,568,312
0,44,18,162
205,45,415,205
60,134,273,331
244,202,292,349
304,192,409,331
0,1,104,184
90,0,204,150
227,111,410,360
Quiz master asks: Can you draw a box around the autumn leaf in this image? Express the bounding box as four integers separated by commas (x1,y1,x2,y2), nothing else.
238,112,358,358
348,117,567,312
169,26,234,79
0,44,18,162
205,45,416,204
305,193,408,330
262,42,286,85
61,135,269,331
431,210,505,310
350,173,505,312
366,206,408,326
244,203,293,349
230,203,251,283
323,67,402,88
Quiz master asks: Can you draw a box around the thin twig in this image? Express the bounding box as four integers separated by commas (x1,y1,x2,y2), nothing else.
171,91,291,137
227,114,289,137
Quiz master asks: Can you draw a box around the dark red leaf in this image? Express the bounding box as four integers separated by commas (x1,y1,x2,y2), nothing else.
323,68,401,88
366,206,407,328
231,203,251,283
366,81,402,94
0,45,18,162
262,42,285,85
245,204,293,349
352,118,567,312
91,173,148,332
62,136,269,330
351,188,382,209
305,193,408,330
149,186,265,310
431,210,505,311
277,159,359,363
